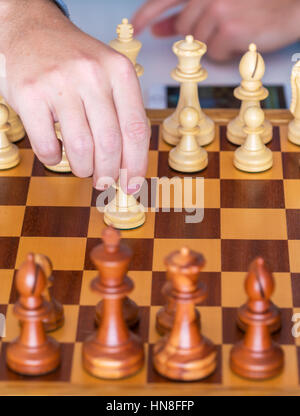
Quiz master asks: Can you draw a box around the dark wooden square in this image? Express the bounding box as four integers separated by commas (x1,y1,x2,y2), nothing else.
76,305,96,342
31,157,74,177
221,180,285,208
291,274,300,307
0,238,19,269
286,210,300,240
151,272,221,307
282,153,300,179
21,207,90,237
85,238,154,271
0,178,29,206
17,135,31,149
157,151,220,179
149,125,159,150
9,270,83,305
221,240,290,272
155,209,220,239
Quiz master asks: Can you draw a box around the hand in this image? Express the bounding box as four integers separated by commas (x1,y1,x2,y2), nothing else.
0,0,150,190
132,0,300,61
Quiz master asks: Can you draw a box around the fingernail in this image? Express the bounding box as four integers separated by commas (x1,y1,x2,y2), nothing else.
95,177,115,191
127,178,145,195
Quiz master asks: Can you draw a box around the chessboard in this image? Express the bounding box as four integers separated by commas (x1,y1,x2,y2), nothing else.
0,108,300,396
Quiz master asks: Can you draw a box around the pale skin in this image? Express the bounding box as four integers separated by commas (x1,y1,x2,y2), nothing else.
0,0,150,192
132,0,300,61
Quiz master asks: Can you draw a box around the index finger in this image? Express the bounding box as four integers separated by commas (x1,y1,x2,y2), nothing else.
131,0,184,34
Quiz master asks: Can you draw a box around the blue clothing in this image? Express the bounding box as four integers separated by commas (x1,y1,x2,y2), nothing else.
53,0,70,17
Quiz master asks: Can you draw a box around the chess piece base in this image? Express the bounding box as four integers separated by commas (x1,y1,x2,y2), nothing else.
6,337,60,376
237,302,281,334
234,146,273,173
82,333,144,379
162,115,215,147
288,119,300,146
45,160,72,173
43,301,65,332
156,306,200,336
169,147,208,173
95,297,139,328
0,143,20,170
227,118,272,146
104,203,145,230
230,341,284,380
153,336,217,381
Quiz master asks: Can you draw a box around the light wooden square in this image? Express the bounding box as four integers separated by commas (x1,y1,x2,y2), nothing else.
16,237,86,270
220,152,283,180
27,177,93,206
0,206,25,237
221,209,287,240
153,239,221,272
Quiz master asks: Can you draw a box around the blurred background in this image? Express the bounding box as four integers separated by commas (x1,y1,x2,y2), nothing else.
65,0,299,109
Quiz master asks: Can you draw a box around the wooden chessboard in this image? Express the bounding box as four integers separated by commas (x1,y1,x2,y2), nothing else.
0,108,300,396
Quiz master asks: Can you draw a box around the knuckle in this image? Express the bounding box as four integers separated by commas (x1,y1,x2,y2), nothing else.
69,136,93,155
125,120,150,144
100,128,121,153
113,54,135,80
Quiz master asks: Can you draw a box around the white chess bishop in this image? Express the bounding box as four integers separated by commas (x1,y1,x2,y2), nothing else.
162,35,215,147
234,106,273,173
288,60,300,145
227,43,272,146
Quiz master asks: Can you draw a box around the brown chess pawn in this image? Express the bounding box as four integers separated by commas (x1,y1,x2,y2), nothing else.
82,227,144,379
156,281,200,336
153,247,217,381
237,257,280,334
34,254,64,332
230,258,284,380
6,254,60,376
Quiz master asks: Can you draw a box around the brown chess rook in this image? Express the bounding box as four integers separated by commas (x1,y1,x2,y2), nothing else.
237,257,280,333
156,281,200,336
6,254,61,376
230,257,284,380
154,247,217,381
82,227,144,379
35,254,65,332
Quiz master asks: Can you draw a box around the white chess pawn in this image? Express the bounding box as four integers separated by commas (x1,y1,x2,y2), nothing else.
234,106,273,173
288,60,300,145
104,181,145,230
169,107,208,172
45,124,71,173
227,43,272,145
0,98,25,143
0,103,20,170
162,35,215,147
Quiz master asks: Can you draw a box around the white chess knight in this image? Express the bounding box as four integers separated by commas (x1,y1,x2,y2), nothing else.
162,35,215,147
288,60,300,145
227,43,272,146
